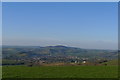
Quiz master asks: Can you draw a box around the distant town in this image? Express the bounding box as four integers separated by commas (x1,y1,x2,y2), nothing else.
2,45,118,66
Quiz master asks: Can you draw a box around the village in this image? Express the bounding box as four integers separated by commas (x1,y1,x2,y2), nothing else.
2,55,109,66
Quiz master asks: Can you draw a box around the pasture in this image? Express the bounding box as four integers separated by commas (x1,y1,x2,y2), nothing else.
2,65,118,78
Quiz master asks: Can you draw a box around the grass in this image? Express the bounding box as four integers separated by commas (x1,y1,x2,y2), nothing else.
2,65,118,78
103,59,118,65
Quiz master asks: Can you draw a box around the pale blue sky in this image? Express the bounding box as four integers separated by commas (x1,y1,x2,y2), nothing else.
1,0,119,2
2,2,118,49
0,3,1,42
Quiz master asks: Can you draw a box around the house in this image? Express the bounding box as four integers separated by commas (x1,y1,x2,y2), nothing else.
71,60,79,63
82,59,86,64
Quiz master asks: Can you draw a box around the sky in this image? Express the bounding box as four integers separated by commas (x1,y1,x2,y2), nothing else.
0,2,2,46
1,0,119,2
2,2,118,50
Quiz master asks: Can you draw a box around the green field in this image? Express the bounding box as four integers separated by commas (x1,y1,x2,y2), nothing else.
2,65,118,78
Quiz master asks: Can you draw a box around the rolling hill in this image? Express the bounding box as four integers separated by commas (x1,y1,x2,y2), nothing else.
2,45,118,60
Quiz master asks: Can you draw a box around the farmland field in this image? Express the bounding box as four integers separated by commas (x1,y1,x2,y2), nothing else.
2,65,118,78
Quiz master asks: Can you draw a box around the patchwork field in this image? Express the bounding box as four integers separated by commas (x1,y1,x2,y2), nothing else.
2,65,118,78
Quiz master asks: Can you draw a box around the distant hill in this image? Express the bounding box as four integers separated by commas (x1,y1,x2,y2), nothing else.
2,45,118,60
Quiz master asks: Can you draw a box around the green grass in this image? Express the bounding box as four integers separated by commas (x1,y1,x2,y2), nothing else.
103,59,118,65
2,65,118,78
0,66,1,79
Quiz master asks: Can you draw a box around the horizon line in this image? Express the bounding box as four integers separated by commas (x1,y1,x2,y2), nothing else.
2,44,118,50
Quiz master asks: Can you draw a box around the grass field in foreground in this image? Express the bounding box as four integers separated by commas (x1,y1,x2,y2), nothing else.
2,66,118,78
